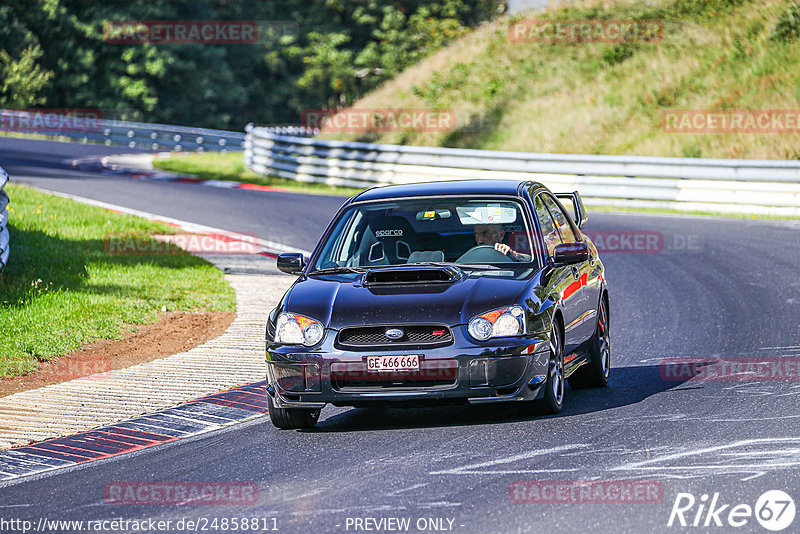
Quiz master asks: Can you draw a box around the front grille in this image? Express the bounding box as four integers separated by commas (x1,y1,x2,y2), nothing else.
337,324,453,348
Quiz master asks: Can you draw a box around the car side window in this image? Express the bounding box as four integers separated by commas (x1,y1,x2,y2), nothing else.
542,194,578,243
534,195,561,256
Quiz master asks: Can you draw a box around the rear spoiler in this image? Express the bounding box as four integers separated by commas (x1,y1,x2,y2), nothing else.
555,191,588,229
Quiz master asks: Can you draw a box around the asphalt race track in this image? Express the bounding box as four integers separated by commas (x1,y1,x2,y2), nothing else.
2,138,800,533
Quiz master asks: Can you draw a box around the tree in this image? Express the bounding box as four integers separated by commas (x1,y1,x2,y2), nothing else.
0,0,504,129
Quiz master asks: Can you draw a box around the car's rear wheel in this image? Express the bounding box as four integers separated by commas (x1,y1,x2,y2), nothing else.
568,297,610,389
267,394,320,429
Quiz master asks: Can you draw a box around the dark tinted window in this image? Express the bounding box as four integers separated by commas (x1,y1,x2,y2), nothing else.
534,195,561,256
542,194,577,243
311,197,534,269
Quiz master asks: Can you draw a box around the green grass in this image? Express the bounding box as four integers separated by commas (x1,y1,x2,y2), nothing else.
0,184,235,377
586,204,800,220
0,131,108,145
152,152,364,197
0,132,71,142
328,0,800,160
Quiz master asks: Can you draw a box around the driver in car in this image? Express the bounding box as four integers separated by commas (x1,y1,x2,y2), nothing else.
473,224,530,262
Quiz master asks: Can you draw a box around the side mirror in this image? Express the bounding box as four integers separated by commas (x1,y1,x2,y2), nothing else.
553,242,590,266
277,252,305,274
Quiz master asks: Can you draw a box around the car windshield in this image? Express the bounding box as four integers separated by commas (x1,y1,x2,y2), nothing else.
310,197,536,271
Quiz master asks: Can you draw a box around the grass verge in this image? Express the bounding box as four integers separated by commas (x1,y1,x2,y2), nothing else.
152,152,364,197
0,132,77,143
586,204,800,221
329,0,800,160
0,183,235,377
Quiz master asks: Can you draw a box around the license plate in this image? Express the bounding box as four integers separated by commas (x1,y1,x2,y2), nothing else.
365,355,420,372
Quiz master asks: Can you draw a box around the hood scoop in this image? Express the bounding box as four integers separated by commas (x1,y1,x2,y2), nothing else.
363,265,462,286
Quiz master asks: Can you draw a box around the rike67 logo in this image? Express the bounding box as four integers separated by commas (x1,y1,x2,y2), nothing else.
668,490,796,531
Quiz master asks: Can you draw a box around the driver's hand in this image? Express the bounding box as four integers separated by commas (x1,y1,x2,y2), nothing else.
494,243,512,256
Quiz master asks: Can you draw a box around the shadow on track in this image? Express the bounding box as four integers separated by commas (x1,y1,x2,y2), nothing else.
304,363,694,433
2,228,217,308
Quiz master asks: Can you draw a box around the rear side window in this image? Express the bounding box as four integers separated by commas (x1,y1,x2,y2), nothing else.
542,194,578,243
534,195,561,256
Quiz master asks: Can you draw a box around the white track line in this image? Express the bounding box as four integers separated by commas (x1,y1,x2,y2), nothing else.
29,186,312,257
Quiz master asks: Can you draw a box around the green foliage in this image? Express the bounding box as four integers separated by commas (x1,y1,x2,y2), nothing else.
602,43,636,65
770,1,800,43
681,144,704,158
0,4,54,107
412,62,471,105
669,0,746,18
0,0,502,128
0,46,53,107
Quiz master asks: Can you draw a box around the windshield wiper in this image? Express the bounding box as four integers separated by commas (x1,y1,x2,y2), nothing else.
457,264,502,270
405,261,458,267
309,266,366,275
410,262,500,270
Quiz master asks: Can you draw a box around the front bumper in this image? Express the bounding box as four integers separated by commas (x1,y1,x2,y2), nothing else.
266,327,550,409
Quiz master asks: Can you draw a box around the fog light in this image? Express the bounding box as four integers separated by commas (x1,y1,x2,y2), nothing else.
469,359,490,387
303,363,321,392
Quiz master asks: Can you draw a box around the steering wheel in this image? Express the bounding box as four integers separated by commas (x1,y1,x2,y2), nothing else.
456,244,512,264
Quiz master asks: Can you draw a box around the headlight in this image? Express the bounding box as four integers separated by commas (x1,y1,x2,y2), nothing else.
275,312,325,346
468,306,525,341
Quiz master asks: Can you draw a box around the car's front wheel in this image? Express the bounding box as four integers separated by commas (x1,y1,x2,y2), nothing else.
521,322,564,416
568,296,610,389
540,323,565,414
267,394,320,429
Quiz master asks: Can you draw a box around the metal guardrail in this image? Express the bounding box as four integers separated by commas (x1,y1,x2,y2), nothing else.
0,165,9,272
0,109,310,153
244,125,800,217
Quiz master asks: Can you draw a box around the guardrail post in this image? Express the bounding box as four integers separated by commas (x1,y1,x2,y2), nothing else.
0,165,10,273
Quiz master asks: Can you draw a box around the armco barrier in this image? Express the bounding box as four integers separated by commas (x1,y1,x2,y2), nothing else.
0,109,309,153
244,125,800,217
0,165,9,272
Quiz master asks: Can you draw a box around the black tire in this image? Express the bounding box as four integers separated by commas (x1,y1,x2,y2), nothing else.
521,321,564,416
541,322,565,414
568,296,610,389
267,394,320,430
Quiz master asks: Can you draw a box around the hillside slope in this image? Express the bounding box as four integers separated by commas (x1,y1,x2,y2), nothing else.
325,0,800,160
